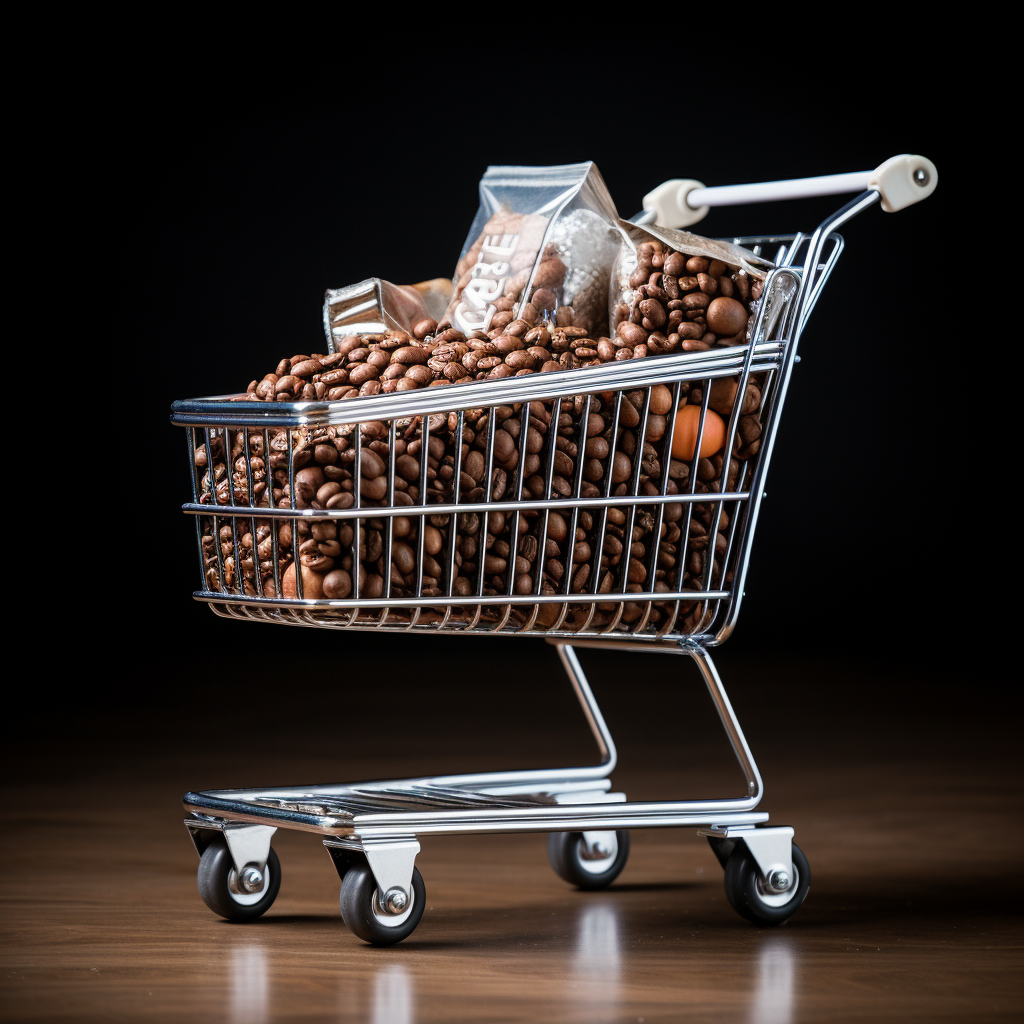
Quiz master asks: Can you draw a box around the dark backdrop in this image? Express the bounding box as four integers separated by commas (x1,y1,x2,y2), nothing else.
22,68,1005,784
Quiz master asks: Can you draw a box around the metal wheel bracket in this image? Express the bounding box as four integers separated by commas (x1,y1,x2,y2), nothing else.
700,825,794,883
326,836,420,902
222,824,277,874
323,838,363,880
185,818,277,874
185,817,228,856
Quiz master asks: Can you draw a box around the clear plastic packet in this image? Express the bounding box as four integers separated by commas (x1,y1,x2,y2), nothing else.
439,162,623,338
323,277,452,350
609,222,776,352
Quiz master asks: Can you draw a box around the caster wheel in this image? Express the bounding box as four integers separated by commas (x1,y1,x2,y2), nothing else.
197,838,281,921
339,862,426,946
723,841,810,926
548,830,630,890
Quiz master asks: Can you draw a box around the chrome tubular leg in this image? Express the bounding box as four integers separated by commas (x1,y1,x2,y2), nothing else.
556,643,618,777
685,643,763,805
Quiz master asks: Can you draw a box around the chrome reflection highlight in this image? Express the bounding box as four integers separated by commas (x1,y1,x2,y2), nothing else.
229,943,269,1024
371,963,413,1024
750,938,796,1024
572,902,622,1014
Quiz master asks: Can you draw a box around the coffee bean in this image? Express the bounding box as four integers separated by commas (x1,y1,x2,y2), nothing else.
323,569,352,599
348,363,379,387
663,252,686,276
412,319,437,340
506,349,536,370
706,297,748,336
616,321,647,346
291,359,323,377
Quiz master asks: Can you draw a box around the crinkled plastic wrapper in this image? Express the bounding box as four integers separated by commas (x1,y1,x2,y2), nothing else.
440,162,624,339
323,277,452,349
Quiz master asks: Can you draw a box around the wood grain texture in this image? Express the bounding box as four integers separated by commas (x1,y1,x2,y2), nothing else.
2,652,1021,1023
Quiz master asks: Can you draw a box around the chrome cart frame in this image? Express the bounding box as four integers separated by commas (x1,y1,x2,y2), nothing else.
172,157,936,941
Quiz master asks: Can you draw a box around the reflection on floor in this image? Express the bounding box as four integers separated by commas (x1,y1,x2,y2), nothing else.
217,895,802,1024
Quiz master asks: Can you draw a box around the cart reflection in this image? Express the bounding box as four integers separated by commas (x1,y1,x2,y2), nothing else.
229,942,269,1024
222,904,797,1021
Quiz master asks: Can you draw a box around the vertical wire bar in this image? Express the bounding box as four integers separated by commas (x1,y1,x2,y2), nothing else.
204,429,227,594
654,381,684,636
623,387,656,634
684,377,716,631
186,427,206,591
662,377,712,636
409,413,430,628
224,430,245,595
264,429,282,600
441,410,464,629
346,426,362,626
486,407,514,633
581,391,623,632
470,406,498,629
536,398,570,632
651,380,684,634
287,429,303,604
242,427,262,598
378,418,397,626
503,407,528,598
604,387,652,634
503,403,532,629
542,393,590,635
718,459,750,597
523,396,558,633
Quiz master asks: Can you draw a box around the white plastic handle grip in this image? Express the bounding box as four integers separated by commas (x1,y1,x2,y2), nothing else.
642,155,937,227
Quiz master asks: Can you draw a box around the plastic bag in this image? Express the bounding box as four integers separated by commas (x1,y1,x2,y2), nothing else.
438,162,623,339
609,221,775,353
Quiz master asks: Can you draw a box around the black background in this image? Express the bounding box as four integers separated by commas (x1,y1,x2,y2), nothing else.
21,55,1010,787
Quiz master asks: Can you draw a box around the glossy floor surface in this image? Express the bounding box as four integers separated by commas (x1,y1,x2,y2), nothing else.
3,646,1021,1022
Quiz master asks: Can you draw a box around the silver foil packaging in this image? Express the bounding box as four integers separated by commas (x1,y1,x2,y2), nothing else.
323,277,451,350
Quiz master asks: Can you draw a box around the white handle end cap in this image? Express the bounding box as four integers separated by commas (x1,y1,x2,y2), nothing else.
643,178,709,228
868,154,938,212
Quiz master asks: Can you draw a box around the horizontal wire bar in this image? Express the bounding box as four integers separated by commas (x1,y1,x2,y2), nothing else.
195,588,726,609
182,491,751,520
209,602,716,644
170,346,785,427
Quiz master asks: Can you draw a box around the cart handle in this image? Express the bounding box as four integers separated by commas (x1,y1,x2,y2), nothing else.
639,154,938,228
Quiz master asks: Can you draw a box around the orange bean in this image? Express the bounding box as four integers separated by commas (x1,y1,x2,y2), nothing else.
671,405,726,460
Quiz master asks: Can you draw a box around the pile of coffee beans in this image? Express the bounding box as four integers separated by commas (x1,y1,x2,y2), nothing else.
194,241,769,637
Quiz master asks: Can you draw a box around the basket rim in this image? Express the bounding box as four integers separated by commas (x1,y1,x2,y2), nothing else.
170,340,786,428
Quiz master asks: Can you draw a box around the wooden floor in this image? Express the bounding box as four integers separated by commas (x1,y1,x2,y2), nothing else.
3,649,1021,1023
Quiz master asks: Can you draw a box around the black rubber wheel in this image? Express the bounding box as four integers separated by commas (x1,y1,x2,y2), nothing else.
197,838,281,922
548,830,630,890
339,862,426,946
723,841,810,926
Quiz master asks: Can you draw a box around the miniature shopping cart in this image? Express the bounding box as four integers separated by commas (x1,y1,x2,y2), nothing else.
171,156,936,944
